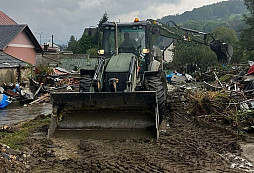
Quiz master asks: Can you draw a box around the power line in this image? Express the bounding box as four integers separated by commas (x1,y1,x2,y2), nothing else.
35,32,43,44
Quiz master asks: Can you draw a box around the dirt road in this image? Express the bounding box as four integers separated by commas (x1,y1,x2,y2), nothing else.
1,90,254,172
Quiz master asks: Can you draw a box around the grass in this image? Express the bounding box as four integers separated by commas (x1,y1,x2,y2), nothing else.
0,117,50,149
219,74,232,82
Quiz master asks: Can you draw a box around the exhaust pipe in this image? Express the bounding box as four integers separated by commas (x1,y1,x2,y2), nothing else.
114,22,118,55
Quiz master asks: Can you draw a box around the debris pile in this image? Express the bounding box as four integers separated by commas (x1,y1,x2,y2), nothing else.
0,82,34,109
167,62,254,134
188,90,231,116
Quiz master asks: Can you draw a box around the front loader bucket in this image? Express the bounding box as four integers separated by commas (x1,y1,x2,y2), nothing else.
210,39,233,64
48,91,159,139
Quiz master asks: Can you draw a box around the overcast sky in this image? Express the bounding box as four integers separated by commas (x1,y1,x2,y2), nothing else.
1,0,225,45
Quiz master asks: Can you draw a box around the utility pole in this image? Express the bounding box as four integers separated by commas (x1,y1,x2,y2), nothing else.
35,32,43,44
52,35,54,48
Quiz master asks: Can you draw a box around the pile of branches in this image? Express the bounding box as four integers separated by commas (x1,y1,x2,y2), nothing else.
187,90,254,133
187,90,232,116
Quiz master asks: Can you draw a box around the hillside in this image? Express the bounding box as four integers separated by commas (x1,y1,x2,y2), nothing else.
159,0,248,34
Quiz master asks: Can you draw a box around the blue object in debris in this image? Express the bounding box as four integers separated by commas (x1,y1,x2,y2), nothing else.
2,152,10,160
12,84,20,93
166,72,182,83
0,94,10,109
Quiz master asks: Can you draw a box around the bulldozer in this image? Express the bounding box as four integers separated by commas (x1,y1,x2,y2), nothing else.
48,18,233,139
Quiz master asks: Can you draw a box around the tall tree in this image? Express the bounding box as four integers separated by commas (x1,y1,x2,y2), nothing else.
67,35,78,53
172,42,216,73
172,26,238,71
98,12,108,32
212,26,238,45
76,34,95,54
97,12,108,49
75,12,108,54
212,27,239,63
240,0,254,60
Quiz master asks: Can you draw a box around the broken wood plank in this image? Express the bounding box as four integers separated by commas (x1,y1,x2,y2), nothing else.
29,94,50,105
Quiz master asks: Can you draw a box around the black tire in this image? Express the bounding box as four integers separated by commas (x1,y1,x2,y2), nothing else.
79,75,93,92
144,75,167,124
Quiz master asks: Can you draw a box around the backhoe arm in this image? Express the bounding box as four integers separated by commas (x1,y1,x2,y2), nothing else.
147,19,233,64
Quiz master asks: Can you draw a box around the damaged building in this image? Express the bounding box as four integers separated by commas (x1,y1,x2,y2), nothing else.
0,11,42,85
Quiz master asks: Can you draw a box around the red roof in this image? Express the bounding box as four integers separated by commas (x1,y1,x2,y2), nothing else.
0,11,17,25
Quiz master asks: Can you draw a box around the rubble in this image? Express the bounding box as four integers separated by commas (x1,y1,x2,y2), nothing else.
0,63,254,172
165,62,254,135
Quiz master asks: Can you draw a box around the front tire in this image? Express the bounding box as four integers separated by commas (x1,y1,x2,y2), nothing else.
79,75,93,92
144,73,167,124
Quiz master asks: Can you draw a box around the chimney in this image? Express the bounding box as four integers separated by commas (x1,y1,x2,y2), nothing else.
44,43,49,51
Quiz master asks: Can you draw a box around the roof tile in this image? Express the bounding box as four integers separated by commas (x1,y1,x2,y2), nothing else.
0,11,17,25
0,25,26,50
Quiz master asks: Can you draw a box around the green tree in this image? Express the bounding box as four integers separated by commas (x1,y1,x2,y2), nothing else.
212,26,238,45
98,12,108,32
87,48,98,56
76,34,97,54
95,12,108,49
172,26,238,71
239,0,254,61
172,42,216,73
76,12,108,54
212,27,241,63
67,35,78,53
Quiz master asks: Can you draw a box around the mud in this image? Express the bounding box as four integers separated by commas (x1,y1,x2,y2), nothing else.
1,90,254,172
241,143,254,163
0,103,52,126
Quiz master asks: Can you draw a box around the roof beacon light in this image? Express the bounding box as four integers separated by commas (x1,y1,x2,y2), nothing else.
134,18,139,22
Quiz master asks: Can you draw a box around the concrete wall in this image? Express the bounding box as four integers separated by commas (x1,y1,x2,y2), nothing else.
36,53,89,67
0,68,31,85
0,68,15,85
4,31,37,65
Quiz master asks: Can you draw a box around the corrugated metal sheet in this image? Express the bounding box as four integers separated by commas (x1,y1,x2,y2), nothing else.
0,11,17,25
59,56,98,72
0,51,27,68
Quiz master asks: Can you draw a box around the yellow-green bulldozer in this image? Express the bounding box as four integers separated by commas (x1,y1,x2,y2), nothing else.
48,18,233,139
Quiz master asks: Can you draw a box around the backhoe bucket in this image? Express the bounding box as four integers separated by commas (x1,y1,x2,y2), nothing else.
210,39,233,64
48,91,159,139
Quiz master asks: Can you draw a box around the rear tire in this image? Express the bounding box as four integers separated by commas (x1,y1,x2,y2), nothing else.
144,74,167,124
79,75,93,92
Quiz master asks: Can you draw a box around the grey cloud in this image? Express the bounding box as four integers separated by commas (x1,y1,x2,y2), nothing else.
0,0,221,44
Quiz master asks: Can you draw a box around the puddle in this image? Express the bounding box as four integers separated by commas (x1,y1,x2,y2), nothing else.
0,103,52,126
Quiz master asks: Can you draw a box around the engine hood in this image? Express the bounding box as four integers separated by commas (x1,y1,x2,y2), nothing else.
105,53,135,73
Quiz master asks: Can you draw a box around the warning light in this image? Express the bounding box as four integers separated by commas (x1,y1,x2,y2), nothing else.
142,48,150,54
134,18,139,22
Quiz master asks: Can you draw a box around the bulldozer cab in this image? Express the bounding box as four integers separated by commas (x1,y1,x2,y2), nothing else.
102,21,147,57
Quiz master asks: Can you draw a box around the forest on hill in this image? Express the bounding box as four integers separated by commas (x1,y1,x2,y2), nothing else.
159,0,248,34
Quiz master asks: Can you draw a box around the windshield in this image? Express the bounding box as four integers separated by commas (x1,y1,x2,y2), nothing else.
103,25,145,56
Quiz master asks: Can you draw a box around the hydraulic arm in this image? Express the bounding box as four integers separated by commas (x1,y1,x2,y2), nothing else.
147,19,233,64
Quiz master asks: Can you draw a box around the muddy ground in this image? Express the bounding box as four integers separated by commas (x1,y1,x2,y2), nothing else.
1,90,254,172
